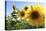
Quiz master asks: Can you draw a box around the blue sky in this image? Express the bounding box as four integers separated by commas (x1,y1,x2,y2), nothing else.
6,1,33,16
6,1,45,16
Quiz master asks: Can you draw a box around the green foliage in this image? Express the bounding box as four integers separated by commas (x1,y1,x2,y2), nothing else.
11,11,17,18
15,21,31,29
6,16,30,30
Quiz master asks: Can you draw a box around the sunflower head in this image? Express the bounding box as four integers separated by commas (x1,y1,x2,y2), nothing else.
20,11,25,17
31,11,40,19
26,4,45,27
24,6,28,10
18,10,26,20
23,6,31,14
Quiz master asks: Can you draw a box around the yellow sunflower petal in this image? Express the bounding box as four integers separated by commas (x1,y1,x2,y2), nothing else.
32,4,44,14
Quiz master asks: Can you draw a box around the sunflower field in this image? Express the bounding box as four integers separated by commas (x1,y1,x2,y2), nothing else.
5,4,45,30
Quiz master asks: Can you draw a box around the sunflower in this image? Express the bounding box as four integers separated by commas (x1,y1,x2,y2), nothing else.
18,10,26,20
23,6,31,14
22,6,31,19
26,4,45,27
18,6,31,20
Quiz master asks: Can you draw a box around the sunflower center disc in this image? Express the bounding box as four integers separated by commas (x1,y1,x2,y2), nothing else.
21,12,25,17
24,7,28,10
31,11,39,19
